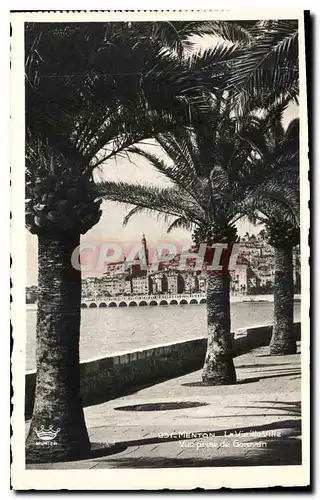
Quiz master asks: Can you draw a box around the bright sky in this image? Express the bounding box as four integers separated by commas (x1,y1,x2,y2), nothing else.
26,30,300,285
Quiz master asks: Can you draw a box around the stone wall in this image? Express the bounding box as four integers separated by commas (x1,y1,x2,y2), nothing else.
25,322,301,418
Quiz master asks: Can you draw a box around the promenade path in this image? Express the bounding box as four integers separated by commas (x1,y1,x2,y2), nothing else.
27,344,302,469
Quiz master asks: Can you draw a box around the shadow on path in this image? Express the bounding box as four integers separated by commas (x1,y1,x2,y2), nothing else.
182,369,300,387
235,362,297,369
115,418,301,448
114,401,208,412
92,418,301,468
37,402,301,467
174,401,302,420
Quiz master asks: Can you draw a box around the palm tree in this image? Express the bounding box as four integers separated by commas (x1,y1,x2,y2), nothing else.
97,98,271,385
268,220,300,355
221,16,301,354
25,22,241,462
224,19,299,112
243,115,300,355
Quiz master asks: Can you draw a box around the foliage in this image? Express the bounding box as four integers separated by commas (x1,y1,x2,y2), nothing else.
25,138,102,235
219,20,299,113
25,22,241,168
241,115,300,248
25,22,242,235
96,94,277,245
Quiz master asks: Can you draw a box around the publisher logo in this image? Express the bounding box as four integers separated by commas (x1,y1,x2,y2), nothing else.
33,425,60,446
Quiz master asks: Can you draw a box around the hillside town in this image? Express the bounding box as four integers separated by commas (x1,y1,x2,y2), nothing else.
26,232,301,303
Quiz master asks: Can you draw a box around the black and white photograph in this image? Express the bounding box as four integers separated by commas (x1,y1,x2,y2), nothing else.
10,10,310,490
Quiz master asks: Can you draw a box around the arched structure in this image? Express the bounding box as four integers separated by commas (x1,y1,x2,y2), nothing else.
159,300,168,306
81,293,207,308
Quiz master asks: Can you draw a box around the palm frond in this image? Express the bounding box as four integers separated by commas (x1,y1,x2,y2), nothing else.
96,180,206,224
191,20,254,44
241,188,299,227
127,141,210,212
122,206,146,226
227,20,299,111
167,216,195,233
185,41,241,74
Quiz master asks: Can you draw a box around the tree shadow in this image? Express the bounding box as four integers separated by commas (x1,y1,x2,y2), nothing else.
256,352,301,358
229,401,301,416
103,418,301,448
80,373,193,409
90,418,301,468
235,362,295,369
182,369,301,387
26,442,129,467
258,400,301,407
42,401,301,467
186,400,301,420
182,379,259,387
89,442,128,459
114,401,208,412
94,442,301,468
244,366,300,373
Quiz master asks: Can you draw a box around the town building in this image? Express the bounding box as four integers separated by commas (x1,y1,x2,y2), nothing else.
230,267,248,293
198,275,207,293
166,272,178,295
149,273,167,294
131,275,151,295
82,277,101,298
104,277,131,296
163,271,185,295
181,272,199,294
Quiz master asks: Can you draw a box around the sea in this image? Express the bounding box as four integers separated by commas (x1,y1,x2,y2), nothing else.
25,301,301,370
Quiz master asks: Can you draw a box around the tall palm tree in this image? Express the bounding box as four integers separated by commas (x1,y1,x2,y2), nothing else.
268,220,300,355
243,116,300,355
97,98,273,385
25,22,241,462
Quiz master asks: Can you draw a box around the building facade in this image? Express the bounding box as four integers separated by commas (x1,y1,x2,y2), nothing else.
81,233,301,298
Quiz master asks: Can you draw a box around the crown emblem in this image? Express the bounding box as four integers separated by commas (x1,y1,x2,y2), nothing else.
33,425,60,441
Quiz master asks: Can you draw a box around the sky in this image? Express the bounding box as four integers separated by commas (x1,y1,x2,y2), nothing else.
26,29,299,285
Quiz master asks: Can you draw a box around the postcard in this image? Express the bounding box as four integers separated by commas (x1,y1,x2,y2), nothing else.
11,9,310,490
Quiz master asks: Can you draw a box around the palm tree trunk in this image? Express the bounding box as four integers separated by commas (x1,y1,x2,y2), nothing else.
25,231,90,463
202,271,236,385
269,245,296,355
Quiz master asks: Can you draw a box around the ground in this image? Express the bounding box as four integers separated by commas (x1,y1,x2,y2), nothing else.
26,345,301,469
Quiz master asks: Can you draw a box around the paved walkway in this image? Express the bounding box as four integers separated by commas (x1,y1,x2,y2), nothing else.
27,345,301,469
